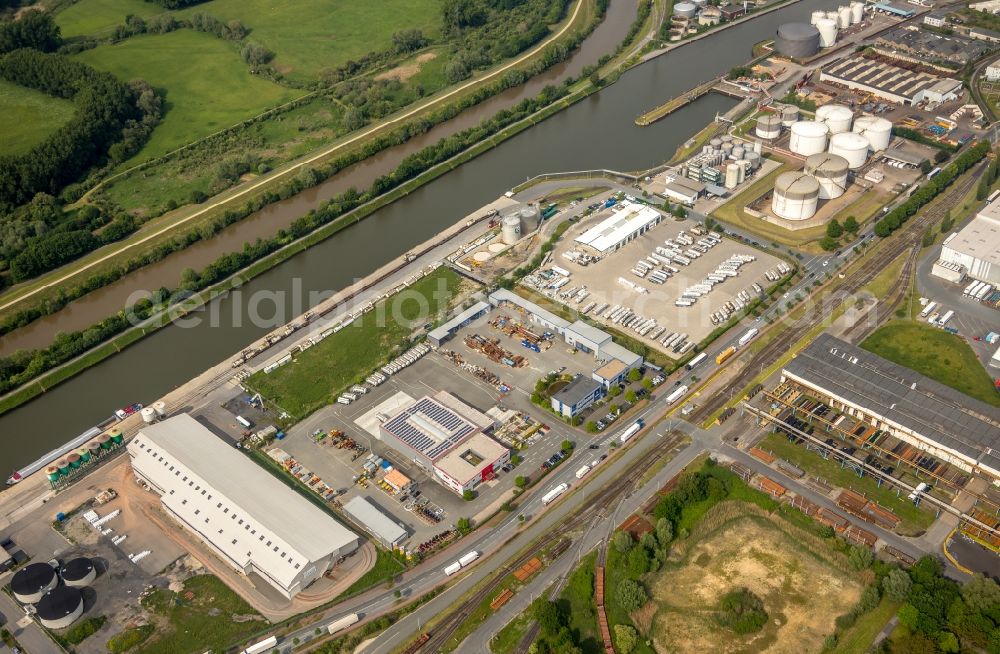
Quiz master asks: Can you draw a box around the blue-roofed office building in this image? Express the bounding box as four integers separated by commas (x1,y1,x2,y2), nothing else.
551,375,606,419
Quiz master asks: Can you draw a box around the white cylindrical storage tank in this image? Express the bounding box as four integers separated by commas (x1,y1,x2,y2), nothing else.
851,1,864,23
829,131,869,168
810,10,826,25
745,151,762,169
753,140,763,154
852,115,892,151
816,104,853,134
780,105,799,126
725,163,740,189
837,6,851,28
152,400,167,417
804,153,850,199
789,120,829,156
756,113,782,139
826,10,839,20
501,214,521,245
721,134,733,144
816,18,838,47
722,142,734,155
674,2,698,18
140,407,157,424
36,587,84,630
10,562,58,604
772,172,820,220
732,145,746,160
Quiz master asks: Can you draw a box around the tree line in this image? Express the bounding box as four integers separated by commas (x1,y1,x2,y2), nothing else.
0,9,60,54
873,141,990,238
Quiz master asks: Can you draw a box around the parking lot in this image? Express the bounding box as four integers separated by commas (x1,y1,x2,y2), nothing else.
546,212,784,351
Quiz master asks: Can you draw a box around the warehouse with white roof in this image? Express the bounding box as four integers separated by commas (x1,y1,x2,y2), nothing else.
127,414,360,599
574,202,664,254
936,198,1000,285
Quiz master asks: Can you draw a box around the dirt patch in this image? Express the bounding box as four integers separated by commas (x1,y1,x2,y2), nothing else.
375,52,438,82
648,517,861,654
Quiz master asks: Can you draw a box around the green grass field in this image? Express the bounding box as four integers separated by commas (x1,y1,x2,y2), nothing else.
861,321,1000,407
340,549,406,598
759,432,935,534
0,79,76,156
247,267,466,419
138,575,265,654
73,29,302,162
57,0,441,82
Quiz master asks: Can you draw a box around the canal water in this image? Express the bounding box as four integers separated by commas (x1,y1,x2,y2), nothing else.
0,0,843,475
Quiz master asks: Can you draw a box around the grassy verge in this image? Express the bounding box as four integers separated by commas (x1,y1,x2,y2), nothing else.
559,551,602,654
138,575,266,654
861,321,1000,407
340,549,407,598
490,608,536,654
859,252,907,298
758,432,935,534
246,267,467,419
54,616,106,647
0,78,76,156
830,597,899,654
105,624,155,653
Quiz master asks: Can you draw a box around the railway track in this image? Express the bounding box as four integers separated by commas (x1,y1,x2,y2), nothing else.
691,165,984,424
416,432,687,653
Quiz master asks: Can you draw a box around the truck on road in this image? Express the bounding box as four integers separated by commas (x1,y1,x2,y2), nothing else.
542,483,569,505
716,346,736,365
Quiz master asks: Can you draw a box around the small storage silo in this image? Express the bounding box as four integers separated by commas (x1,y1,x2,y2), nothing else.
772,172,820,220
36,587,84,630
153,401,167,418
501,214,521,245
816,18,838,47
45,466,61,482
756,114,782,139
810,10,826,25
780,105,800,127
850,1,864,23
109,429,124,445
674,2,698,18
804,153,850,199
725,164,741,190
66,453,81,469
837,5,852,28
60,558,97,588
97,434,111,450
77,447,90,464
829,131,869,169
140,407,157,424
10,562,58,603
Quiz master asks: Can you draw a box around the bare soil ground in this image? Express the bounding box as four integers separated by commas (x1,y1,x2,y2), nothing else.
649,517,861,654
375,52,438,82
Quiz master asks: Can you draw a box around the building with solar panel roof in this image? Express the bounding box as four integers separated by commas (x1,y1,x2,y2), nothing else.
379,391,508,494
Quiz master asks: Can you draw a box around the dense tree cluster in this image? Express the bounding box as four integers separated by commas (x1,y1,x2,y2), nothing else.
715,588,768,634
109,12,247,43
391,29,427,54
976,151,1000,200
874,141,990,238
530,598,585,654
0,49,143,209
0,9,61,54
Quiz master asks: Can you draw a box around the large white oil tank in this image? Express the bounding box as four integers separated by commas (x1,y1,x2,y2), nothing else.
850,1,864,24
501,214,521,245
772,172,820,221
725,163,740,190
816,104,853,134
837,5,851,28
756,113,782,139
829,131,869,169
780,105,800,126
789,120,829,156
140,407,157,424
674,2,698,18
816,18,838,47
810,10,826,25
804,152,850,199
852,115,892,151
152,400,167,417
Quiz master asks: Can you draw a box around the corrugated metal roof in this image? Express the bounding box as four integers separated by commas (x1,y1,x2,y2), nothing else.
783,334,1000,476
343,496,407,547
429,301,490,342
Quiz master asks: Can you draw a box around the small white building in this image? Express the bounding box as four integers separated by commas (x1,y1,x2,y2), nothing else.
971,0,1000,13
128,415,360,599
923,13,946,27
986,63,1000,82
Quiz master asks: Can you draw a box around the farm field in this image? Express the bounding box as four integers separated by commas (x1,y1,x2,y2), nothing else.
72,30,303,162
56,0,442,82
861,321,1000,407
648,514,862,653
0,79,76,156
246,267,469,419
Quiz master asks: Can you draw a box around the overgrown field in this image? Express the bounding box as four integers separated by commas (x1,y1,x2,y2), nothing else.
861,321,1000,407
57,0,442,82
247,267,469,419
73,29,302,162
0,78,76,156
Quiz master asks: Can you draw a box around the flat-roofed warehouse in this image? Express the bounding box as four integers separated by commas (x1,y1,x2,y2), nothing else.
379,391,508,494
128,414,360,599
936,198,1000,284
574,201,664,254
819,56,962,105
781,334,1000,481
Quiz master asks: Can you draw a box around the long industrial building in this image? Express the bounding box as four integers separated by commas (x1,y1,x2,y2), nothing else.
128,414,360,599
819,55,962,105
574,201,664,254
379,391,508,495
936,198,1000,284
781,334,1000,481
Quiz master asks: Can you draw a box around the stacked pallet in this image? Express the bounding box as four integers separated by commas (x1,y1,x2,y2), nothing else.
490,588,514,610
513,558,542,582
750,447,776,464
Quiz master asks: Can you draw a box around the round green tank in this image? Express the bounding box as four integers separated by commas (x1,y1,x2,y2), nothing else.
109,429,123,445
66,453,81,468
97,434,112,450
77,448,91,463
57,459,70,475
45,466,61,482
